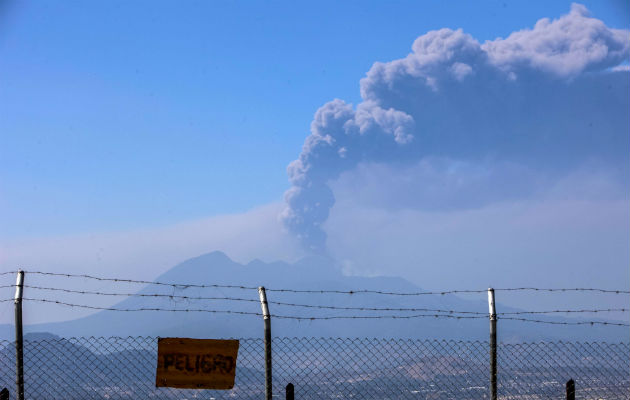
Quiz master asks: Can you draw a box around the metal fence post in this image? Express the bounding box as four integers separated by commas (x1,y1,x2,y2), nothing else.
14,270,25,400
286,383,294,400
566,379,575,400
488,288,497,400
258,286,272,400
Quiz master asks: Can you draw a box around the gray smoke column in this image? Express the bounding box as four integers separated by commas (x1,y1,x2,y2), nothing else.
281,4,630,252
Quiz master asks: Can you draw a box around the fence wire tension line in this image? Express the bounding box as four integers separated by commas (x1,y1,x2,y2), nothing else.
0,269,628,399
4,269,630,294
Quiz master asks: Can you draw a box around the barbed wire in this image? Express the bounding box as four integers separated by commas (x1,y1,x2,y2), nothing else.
22,298,262,316
267,287,630,295
21,271,483,295
500,308,628,316
23,271,260,290
13,271,630,295
499,317,629,327
267,288,489,295
14,286,630,316
18,285,485,314
495,287,630,294
276,316,629,325
14,298,630,326
275,314,486,321
271,301,483,314
20,298,485,320
22,284,260,303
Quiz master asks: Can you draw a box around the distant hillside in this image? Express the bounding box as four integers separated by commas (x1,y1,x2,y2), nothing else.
0,251,625,341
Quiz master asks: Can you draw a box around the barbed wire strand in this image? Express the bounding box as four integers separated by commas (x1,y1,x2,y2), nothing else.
500,309,628,316
17,285,486,314
270,287,630,295
499,317,629,327
22,284,260,303
15,298,630,326
17,271,630,295
14,285,630,316
23,271,484,294
20,298,483,320
495,287,630,294
24,271,259,291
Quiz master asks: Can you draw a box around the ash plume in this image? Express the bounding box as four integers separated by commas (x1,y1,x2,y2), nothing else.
281,4,630,252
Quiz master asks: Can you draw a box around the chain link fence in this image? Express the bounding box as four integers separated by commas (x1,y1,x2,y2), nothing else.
0,337,628,399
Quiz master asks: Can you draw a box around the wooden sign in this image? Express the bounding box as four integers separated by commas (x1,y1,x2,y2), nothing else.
156,338,239,389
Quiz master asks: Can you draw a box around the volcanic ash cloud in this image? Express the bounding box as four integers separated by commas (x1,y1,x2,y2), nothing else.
281,4,630,252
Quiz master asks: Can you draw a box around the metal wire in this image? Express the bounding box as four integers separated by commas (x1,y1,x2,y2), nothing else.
17,286,630,316
23,284,261,303
20,285,487,314
494,287,630,294
22,298,263,317
499,317,629,327
499,308,628,315
18,271,630,294
15,297,629,326
0,336,627,399
20,297,486,320
24,271,259,290
1,270,627,328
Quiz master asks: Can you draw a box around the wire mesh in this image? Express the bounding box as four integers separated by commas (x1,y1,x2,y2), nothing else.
0,337,627,399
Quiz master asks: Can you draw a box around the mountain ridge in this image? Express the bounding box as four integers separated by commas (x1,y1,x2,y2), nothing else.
0,251,625,342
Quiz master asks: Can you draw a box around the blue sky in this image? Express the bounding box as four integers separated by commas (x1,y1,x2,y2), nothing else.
1,0,628,237
0,1,629,324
